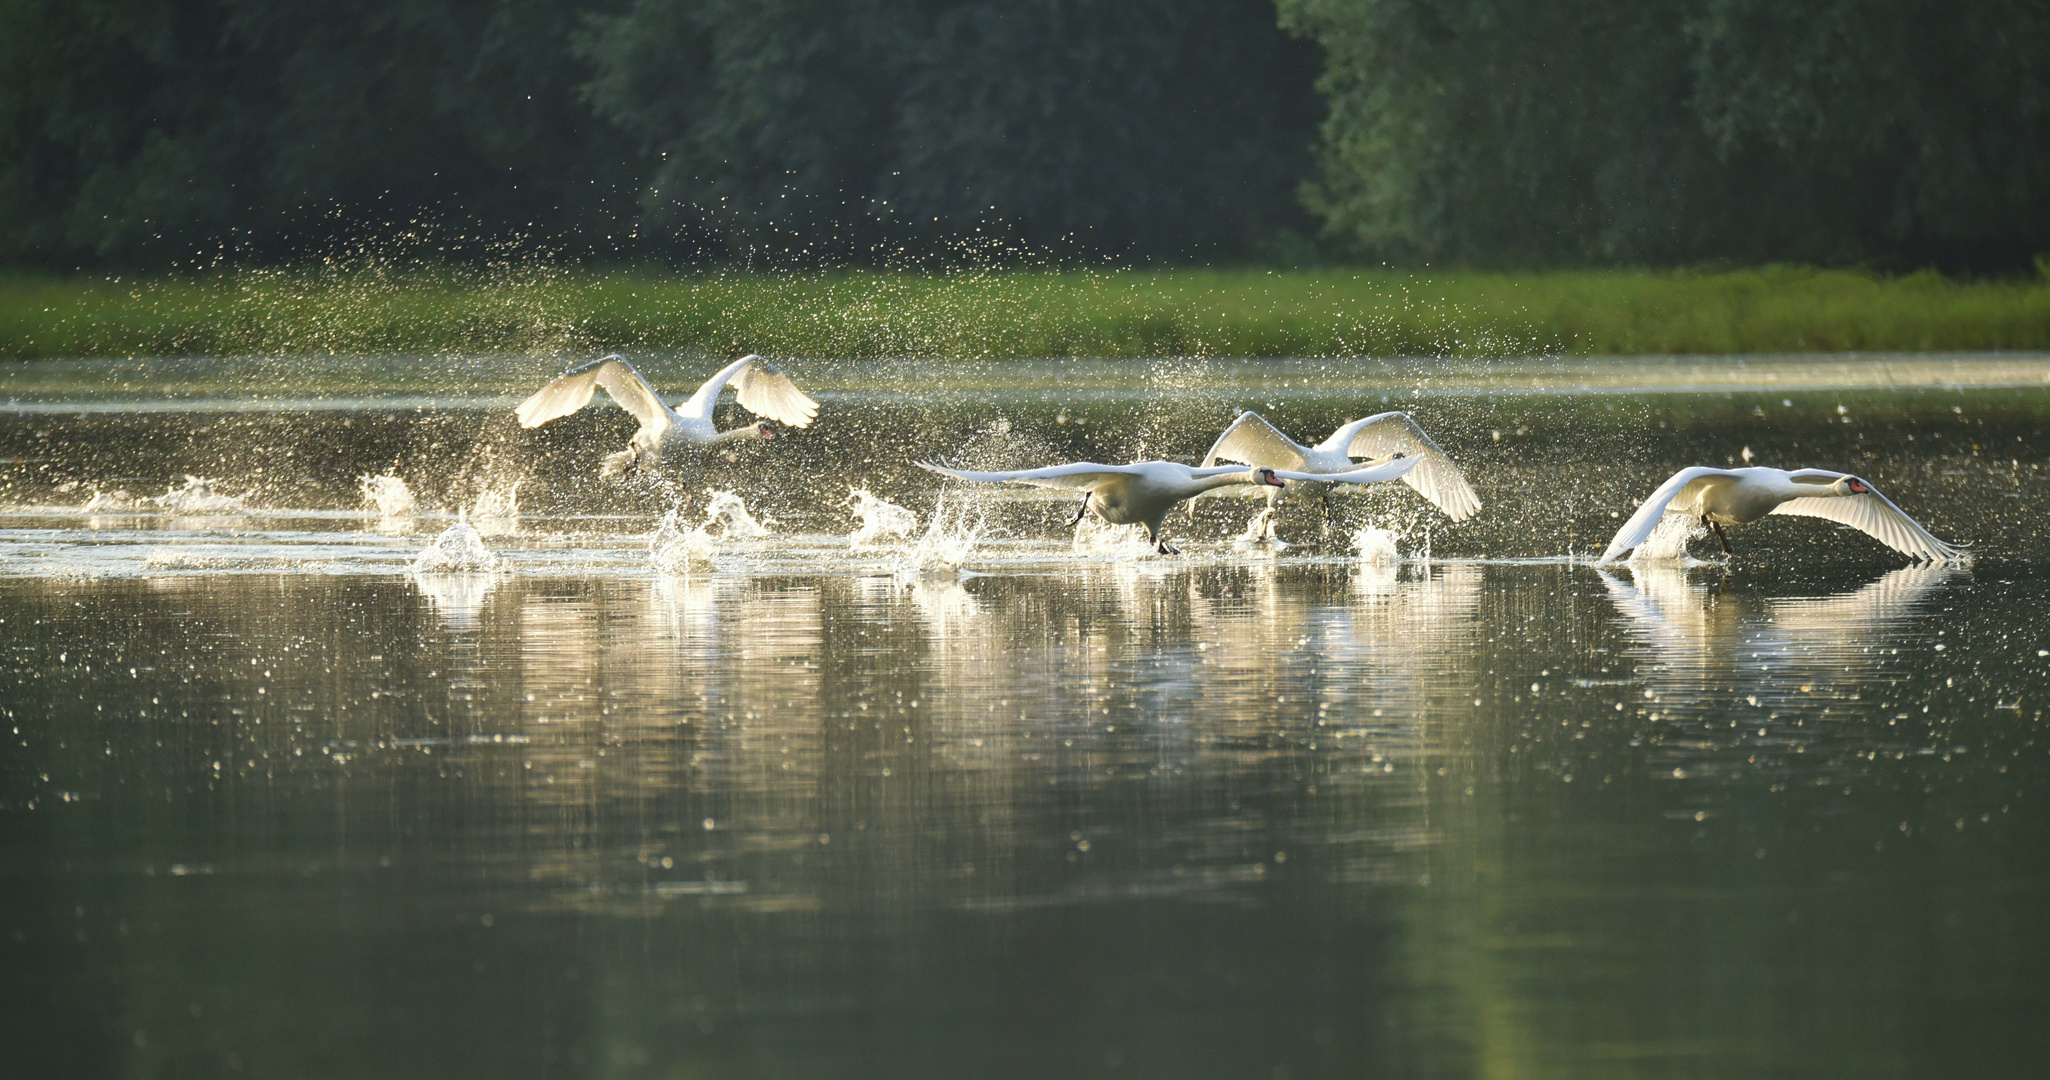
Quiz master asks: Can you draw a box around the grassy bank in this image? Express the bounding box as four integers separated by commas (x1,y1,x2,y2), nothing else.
3,265,2048,361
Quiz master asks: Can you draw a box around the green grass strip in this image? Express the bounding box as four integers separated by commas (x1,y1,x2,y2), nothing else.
3,265,2047,360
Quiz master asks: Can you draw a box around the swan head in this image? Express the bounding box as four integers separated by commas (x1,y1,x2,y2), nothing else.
754,422,778,441
1833,476,1871,496
1253,467,1286,488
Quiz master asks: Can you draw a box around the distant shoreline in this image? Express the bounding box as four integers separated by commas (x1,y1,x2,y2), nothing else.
4,266,2047,362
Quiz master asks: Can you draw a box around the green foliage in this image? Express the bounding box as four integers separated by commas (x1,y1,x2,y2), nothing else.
579,0,1322,258
0,0,640,266
1277,0,2050,271
6,266,2048,361
0,0,1320,267
5,0,2047,272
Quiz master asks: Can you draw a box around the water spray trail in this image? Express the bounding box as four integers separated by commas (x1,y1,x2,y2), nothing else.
1351,525,1401,565
148,477,248,516
412,522,498,573
1232,508,1289,553
1629,513,1713,567
848,488,919,548
649,506,718,575
904,497,985,573
1071,515,1156,560
469,480,523,537
360,473,418,533
701,490,770,538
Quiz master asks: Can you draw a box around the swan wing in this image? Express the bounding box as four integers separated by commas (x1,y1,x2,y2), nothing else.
678,354,815,426
732,356,820,428
1271,455,1420,486
516,355,671,437
917,460,1141,491
1200,412,1309,470
1598,467,1737,565
1770,485,1966,563
1339,412,1481,521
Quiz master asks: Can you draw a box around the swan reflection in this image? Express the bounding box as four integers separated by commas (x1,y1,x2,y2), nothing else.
1598,562,1957,707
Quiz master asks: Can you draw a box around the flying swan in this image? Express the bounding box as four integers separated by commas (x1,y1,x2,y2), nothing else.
516,354,818,475
918,457,1420,554
1597,466,1965,565
1197,411,1481,522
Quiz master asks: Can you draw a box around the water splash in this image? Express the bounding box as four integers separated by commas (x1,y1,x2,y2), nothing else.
1071,514,1156,559
359,473,417,532
1351,525,1402,564
847,488,919,549
411,522,498,573
80,489,136,514
1232,508,1290,553
903,497,986,573
469,480,522,537
147,476,248,516
645,491,776,575
701,490,770,539
1628,513,1714,567
649,506,720,575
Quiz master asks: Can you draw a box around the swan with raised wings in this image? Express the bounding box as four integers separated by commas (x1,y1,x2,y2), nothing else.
1197,411,1481,523
516,354,818,475
918,457,1419,555
1597,467,1964,565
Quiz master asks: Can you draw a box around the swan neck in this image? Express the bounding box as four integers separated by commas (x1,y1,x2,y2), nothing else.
1196,470,1263,493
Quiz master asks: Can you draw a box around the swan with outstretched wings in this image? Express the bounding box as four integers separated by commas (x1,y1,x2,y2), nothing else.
1196,410,1480,527
516,354,817,475
918,456,1418,554
1598,466,1964,565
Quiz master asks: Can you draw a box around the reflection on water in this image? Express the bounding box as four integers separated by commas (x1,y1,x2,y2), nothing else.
1600,562,1954,698
1,381,2047,1078
3,559,2045,1078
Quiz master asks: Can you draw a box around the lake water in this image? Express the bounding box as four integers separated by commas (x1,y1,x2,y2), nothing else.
2,355,2047,1078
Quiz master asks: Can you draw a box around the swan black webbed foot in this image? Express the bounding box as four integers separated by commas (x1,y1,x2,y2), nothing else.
1708,519,1732,555
1068,493,1091,526
1155,538,1181,555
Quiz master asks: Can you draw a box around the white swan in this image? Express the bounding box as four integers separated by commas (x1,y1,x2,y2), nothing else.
516,354,818,475
918,457,1419,554
1598,466,1965,565
1197,411,1481,522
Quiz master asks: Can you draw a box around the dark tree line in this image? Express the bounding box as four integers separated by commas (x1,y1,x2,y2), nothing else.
0,0,637,265
0,0,1319,266
582,0,1321,260
2,0,2044,271
1279,0,2050,270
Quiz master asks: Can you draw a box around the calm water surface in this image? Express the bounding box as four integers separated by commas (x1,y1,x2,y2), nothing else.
2,357,2047,1078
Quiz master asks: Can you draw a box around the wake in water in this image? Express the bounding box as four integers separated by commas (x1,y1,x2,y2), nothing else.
155,476,248,515
847,488,919,548
412,522,498,573
90,476,249,517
